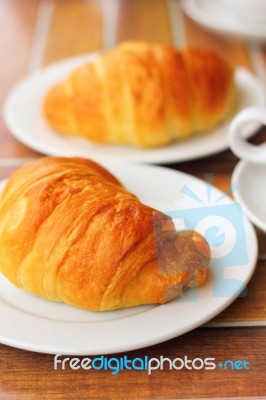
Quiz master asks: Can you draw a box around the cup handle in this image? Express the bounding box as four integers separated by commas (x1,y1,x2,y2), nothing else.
229,106,266,164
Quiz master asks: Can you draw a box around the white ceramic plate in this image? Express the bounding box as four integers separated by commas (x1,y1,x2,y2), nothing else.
232,160,266,232
0,163,258,355
181,0,266,42
3,52,264,164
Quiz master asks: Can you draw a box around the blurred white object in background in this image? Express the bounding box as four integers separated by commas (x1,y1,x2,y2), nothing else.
181,0,266,42
216,0,266,23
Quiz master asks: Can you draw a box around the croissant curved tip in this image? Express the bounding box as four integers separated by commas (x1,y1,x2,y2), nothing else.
176,230,211,260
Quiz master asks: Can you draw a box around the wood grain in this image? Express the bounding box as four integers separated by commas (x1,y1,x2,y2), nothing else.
183,14,253,70
261,47,266,68
42,0,104,65
0,328,265,399
0,0,41,159
116,0,172,44
210,260,266,323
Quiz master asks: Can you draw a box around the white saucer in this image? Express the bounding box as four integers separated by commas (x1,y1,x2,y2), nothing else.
181,0,266,42
232,161,266,232
0,163,258,354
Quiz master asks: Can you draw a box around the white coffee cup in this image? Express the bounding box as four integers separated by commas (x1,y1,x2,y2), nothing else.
229,106,266,164
216,0,266,22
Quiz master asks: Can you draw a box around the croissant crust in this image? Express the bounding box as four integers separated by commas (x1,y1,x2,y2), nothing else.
43,42,236,148
0,157,210,311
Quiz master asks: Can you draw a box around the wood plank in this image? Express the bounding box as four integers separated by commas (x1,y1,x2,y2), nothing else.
258,231,266,258
169,128,266,176
42,0,103,65
116,0,172,44
166,150,238,176
0,328,265,399
260,46,266,67
183,14,253,70
0,0,41,159
210,260,266,323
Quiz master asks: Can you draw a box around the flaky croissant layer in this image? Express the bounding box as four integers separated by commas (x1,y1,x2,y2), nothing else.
43,41,236,148
0,157,210,311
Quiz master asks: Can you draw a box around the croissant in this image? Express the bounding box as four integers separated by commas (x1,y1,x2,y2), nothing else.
43,41,236,148
0,157,210,311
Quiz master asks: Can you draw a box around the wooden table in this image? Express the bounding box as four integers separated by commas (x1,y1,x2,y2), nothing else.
0,0,266,398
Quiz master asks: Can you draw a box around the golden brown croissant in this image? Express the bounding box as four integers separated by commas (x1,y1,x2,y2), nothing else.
0,157,210,311
43,41,236,148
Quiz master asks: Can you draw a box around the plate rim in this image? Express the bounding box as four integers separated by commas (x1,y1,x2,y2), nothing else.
0,163,258,355
181,0,266,42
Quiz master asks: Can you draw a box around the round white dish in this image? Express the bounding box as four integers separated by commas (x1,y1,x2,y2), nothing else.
181,0,266,42
3,52,264,164
214,0,266,23
0,163,258,355
232,160,266,232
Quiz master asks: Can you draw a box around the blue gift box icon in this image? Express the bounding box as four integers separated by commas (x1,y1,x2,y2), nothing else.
152,178,249,298
165,202,248,269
